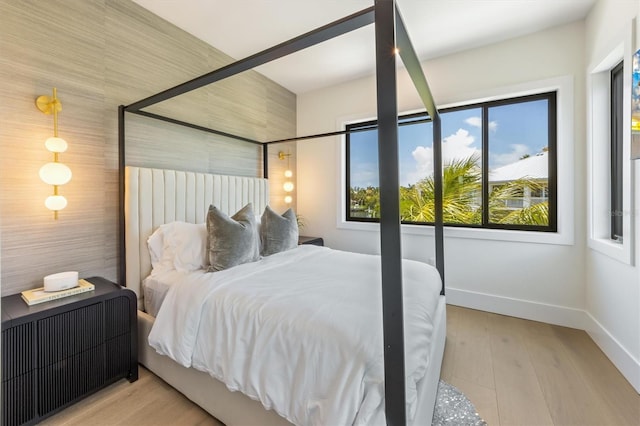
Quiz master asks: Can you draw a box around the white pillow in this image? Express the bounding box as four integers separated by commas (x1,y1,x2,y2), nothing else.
147,226,167,270
147,222,208,273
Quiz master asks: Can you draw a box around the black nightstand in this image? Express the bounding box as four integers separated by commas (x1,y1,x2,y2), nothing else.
298,236,324,246
1,277,138,426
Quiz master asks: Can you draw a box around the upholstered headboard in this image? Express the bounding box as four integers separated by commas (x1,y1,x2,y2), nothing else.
125,166,269,308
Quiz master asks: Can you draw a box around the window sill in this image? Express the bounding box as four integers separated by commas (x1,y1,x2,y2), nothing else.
588,237,632,265
337,220,574,246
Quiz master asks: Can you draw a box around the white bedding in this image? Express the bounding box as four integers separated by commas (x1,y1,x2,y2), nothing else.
142,269,186,317
148,245,441,426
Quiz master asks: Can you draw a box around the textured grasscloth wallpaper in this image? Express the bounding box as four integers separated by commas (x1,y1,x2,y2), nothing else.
0,0,296,295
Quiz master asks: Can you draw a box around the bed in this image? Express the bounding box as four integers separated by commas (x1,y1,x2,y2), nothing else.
125,166,446,425
120,2,447,425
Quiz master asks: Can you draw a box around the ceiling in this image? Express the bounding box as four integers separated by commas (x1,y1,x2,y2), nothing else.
132,0,596,94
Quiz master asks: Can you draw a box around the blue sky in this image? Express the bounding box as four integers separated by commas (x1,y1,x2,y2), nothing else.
349,99,549,188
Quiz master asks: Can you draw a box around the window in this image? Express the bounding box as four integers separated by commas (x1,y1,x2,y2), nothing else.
346,92,557,231
588,48,631,261
610,61,623,241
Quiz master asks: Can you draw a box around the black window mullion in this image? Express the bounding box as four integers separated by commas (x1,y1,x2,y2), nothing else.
481,105,490,226
345,124,352,224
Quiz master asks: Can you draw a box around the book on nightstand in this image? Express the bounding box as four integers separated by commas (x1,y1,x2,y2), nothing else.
21,279,95,306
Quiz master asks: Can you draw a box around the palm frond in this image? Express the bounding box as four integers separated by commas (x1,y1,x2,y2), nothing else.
497,201,549,225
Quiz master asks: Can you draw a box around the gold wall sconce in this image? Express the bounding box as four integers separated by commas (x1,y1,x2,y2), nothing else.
36,88,71,219
279,151,294,204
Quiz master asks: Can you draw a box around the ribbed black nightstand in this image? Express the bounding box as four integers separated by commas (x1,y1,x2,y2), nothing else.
298,236,324,246
1,277,138,426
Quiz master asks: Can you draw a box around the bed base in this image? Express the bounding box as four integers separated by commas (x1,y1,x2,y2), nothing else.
138,295,446,426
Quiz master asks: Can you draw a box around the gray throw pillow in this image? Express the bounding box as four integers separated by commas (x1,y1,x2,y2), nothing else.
261,205,299,256
207,203,259,272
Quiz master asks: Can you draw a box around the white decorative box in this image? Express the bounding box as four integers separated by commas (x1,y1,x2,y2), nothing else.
44,271,79,292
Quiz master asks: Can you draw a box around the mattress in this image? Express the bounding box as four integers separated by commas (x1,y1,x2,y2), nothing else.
148,245,442,425
142,269,186,317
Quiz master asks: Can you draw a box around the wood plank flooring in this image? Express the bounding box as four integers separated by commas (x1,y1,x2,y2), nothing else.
442,305,640,426
40,367,223,426
44,305,639,425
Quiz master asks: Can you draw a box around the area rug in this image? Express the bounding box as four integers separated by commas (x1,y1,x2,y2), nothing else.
432,380,488,425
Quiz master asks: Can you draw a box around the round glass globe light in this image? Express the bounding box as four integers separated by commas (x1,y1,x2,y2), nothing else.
45,195,67,211
284,169,293,178
284,195,293,204
39,162,72,185
45,137,68,153
283,181,294,192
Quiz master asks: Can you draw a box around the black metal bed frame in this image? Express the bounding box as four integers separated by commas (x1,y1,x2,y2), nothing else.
118,2,443,424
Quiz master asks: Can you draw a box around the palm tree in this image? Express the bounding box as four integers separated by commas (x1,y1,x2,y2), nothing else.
401,155,481,224
400,156,549,226
496,201,548,225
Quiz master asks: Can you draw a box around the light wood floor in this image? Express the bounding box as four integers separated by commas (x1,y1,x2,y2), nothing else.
43,305,639,426
442,305,639,426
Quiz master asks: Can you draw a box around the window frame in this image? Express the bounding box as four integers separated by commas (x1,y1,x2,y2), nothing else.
610,61,624,241
345,92,558,232
587,36,633,264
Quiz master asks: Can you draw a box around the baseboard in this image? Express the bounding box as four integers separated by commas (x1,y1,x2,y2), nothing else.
446,287,589,329
446,287,640,394
584,312,640,394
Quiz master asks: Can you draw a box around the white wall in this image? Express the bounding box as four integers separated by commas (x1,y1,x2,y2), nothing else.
297,22,587,328
584,0,640,393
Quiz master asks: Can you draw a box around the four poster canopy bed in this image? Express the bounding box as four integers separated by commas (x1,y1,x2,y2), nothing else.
119,2,446,425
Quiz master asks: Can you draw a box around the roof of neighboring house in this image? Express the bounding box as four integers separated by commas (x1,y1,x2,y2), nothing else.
489,151,548,183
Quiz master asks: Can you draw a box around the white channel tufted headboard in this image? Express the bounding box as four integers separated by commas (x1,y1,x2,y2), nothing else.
124,166,269,308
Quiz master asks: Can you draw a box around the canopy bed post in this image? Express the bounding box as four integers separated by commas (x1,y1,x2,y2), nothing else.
374,1,406,424
263,144,269,179
394,4,445,289
433,115,445,291
118,3,446,423
116,8,376,289
124,8,375,112
118,104,126,286
128,110,263,145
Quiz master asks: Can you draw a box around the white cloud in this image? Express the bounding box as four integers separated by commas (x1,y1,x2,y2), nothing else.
464,116,498,131
405,128,480,184
490,144,530,168
465,116,481,128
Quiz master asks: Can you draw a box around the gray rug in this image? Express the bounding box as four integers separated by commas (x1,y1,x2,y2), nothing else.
432,380,488,426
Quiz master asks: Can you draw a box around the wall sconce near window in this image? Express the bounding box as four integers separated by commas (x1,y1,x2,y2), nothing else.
36,88,71,219
279,151,294,204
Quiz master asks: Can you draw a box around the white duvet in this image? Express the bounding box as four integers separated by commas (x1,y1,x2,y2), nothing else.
148,245,441,426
